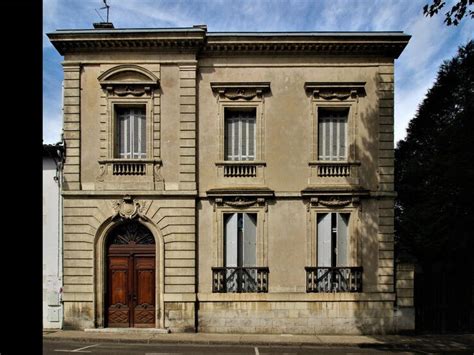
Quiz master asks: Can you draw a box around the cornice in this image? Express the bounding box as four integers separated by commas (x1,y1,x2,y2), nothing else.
203,35,410,58
48,32,206,56
48,30,410,59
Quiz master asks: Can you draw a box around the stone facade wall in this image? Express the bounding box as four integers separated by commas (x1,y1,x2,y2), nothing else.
198,301,396,334
62,196,196,329
395,261,415,331
164,302,195,332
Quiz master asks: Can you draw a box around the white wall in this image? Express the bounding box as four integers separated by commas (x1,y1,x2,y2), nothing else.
43,157,63,329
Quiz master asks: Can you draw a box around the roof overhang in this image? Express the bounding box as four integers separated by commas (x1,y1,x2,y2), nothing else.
47,28,410,59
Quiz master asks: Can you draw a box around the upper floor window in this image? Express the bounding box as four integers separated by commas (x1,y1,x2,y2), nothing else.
116,106,146,159
224,108,256,161
318,108,348,161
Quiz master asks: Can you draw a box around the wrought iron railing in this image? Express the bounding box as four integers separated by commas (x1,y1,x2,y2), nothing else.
212,267,269,293
305,267,362,293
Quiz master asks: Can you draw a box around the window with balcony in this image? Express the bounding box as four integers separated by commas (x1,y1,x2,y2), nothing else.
95,65,163,190
306,212,362,292
116,106,147,159
211,82,270,184
212,212,269,293
224,108,256,161
305,82,364,184
318,108,348,161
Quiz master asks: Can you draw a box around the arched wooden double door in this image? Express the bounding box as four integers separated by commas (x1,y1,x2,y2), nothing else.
106,221,156,328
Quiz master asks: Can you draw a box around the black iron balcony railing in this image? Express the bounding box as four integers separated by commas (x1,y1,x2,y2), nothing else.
212,267,269,293
305,267,363,293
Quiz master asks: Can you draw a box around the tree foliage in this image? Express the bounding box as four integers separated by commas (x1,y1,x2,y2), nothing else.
395,40,474,265
423,0,474,25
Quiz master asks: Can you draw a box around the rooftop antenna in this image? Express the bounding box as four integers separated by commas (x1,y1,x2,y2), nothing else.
94,8,105,22
101,0,110,23
93,0,114,28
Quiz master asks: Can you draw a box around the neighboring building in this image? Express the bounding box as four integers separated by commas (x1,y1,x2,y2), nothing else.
43,143,64,329
47,25,413,334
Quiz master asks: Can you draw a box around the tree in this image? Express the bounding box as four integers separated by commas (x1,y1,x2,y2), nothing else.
395,40,474,265
423,0,474,25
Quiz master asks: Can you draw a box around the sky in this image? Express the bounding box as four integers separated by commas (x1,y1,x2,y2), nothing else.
43,0,473,145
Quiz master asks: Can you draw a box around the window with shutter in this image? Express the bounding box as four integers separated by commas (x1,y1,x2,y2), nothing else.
224,212,257,267
116,106,146,159
317,212,350,267
224,108,256,161
318,108,348,161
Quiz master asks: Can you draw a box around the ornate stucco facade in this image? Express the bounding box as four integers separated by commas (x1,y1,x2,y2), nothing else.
48,26,413,334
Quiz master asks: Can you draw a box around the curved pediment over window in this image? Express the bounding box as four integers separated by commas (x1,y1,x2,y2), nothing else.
98,65,159,96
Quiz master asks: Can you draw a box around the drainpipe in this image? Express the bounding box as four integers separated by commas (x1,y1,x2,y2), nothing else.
53,136,65,329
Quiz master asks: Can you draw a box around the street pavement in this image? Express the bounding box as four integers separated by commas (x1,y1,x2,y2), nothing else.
43,340,425,354
43,330,474,354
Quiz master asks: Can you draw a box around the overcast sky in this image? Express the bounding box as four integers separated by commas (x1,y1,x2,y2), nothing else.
43,0,473,145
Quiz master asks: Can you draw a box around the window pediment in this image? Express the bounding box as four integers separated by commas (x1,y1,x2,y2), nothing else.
98,65,159,96
211,82,271,100
304,82,366,100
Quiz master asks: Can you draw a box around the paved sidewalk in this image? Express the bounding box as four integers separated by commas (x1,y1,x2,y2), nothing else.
43,330,474,351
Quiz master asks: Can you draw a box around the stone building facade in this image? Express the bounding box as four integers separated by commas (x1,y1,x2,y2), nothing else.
48,25,413,334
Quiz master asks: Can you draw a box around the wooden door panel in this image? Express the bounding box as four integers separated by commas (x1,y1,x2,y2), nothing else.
107,256,130,327
134,256,155,327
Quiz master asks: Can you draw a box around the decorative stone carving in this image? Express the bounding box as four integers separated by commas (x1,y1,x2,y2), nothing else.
213,196,267,211
106,85,151,97
313,89,359,100
111,195,147,220
153,162,164,182
218,88,262,100
319,198,352,207
210,82,271,101
304,83,366,101
309,197,353,208
96,164,107,182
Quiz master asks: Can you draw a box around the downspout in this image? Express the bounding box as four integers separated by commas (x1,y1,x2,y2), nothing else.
53,139,65,329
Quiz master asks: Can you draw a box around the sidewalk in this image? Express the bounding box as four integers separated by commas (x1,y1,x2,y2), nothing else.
43,330,474,350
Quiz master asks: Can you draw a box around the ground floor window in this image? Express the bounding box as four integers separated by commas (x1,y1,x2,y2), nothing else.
212,212,269,293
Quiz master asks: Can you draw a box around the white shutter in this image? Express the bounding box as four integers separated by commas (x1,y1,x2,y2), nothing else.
241,116,247,160
233,118,239,161
139,109,146,158
133,109,139,158
248,118,255,160
339,117,346,160
336,213,349,266
225,214,238,267
317,213,332,267
242,213,257,267
118,110,131,159
318,110,348,161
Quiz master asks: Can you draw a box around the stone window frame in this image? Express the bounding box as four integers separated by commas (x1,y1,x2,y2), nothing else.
305,82,365,185
210,82,271,184
96,65,163,190
107,99,153,159
98,65,160,160
306,197,361,268
212,198,269,268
